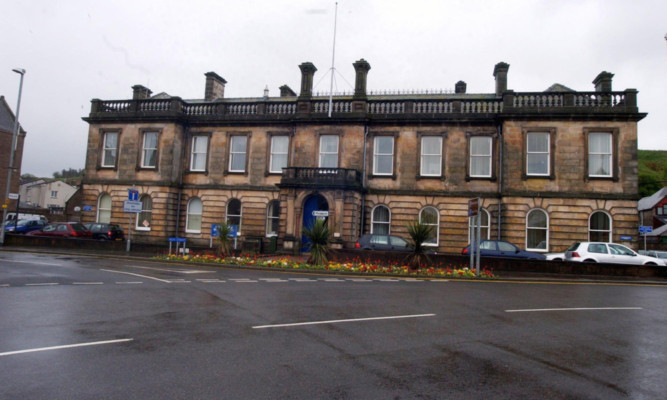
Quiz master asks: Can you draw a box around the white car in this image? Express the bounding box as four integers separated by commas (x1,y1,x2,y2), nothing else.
565,242,666,266
545,252,565,261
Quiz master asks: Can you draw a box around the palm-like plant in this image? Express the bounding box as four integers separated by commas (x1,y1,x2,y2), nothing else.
405,220,435,271
216,222,233,258
302,218,331,266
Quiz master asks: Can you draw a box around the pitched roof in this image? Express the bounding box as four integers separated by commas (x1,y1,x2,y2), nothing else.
638,187,667,211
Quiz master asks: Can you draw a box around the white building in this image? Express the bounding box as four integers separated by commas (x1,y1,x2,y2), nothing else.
19,179,77,209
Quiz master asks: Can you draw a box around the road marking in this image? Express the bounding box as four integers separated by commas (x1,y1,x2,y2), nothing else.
320,278,345,282
101,269,171,283
259,278,288,282
2,259,63,267
505,307,643,313
126,265,214,274
375,279,399,282
289,278,316,282
0,284,9,287
73,282,104,285
253,313,437,329
196,279,226,283
26,283,59,286
0,338,134,357
229,279,257,283
347,278,372,282
116,282,143,284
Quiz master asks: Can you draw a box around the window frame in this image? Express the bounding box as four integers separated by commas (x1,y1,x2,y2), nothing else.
97,193,112,223
589,210,612,242
189,134,210,173
135,194,152,231
138,129,161,170
468,208,490,244
419,206,439,247
417,132,446,178
226,199,242,234
99,130,121,169
185,197,203,233
318,134,340,168
466,133,496,180
266,200,280,237
523,128,556,179
372,134,396,177
228,134,249,174
525,208,549,252
371,205,391,235
268,134,290,174
584,128,619,181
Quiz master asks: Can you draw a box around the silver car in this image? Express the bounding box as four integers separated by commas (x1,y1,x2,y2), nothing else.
565,242,666,266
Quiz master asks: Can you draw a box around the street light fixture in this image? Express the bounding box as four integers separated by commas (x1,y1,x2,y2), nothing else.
0,68,26,245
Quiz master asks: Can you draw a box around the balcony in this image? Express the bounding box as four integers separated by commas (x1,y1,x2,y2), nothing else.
278,168,362,190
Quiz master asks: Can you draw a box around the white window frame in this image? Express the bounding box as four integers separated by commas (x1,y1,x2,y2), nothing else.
141,131,159,168
50,191,58,198
269,136,289,173
420,136,442,177
97,194,111,223
526,132,550,176
589,211,612,242
229,136,248,173
468,208,490,244
588,132,613,177
419,206,439,247
266,200,280,237
373,136,394,176
319,135,339,168
136,194,152,231
185,197,203,233
190,136,208,172
470,136,492,178
226,199,242,234
526,209,549,251
371,205,391,235
101,132,118,168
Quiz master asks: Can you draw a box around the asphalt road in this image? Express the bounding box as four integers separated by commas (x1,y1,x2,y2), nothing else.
1,251,665,399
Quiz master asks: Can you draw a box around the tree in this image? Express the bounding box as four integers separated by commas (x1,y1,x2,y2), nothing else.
302,218,331,266
215,222,233,258
404,220,435,271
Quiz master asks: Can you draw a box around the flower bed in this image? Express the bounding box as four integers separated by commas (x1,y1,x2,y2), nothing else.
156,252,496,279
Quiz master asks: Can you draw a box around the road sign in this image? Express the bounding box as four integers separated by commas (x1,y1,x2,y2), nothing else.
639,226,653,234
619,236,632,241
168,237,187,243
228,224,239,238
123,200,142,213
83,205,93,211
8,193,19,200
128,188,139,201
312,210,329,217
211,224,220,237
468,198,479,217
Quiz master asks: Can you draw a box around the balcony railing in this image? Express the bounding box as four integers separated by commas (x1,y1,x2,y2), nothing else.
279,168,362,190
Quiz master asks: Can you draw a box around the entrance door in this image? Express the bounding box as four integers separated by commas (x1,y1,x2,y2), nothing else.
301,194,328,251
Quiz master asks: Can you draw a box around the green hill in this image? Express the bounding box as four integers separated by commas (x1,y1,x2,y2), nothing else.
638,150,667,198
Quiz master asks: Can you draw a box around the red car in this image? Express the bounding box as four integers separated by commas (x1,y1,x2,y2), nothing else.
26,222,93,238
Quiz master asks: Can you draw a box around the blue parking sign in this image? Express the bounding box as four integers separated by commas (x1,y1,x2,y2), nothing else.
128,188,139,201
211,224,220,237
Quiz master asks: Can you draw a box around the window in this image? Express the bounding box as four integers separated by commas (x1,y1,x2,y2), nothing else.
136,195,152,230
190,136,208,172
470,136,492,177
50,191,58,198
420,136,442,176
97,194,111,223
101,132,118,167
589,211,611,242
588,132,612,177
269,136,289,173
229,136,247,172
141,131,159,168
319,135,339,168
371,205,390,234
526,132,549,176
373,136,394,175
226,199,242,233
186,197,202,233
266,200,280,237
526,209,548,251
468,208,490,243
419,206,439,246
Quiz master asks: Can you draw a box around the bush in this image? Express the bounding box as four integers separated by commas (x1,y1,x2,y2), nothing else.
302,218,331,266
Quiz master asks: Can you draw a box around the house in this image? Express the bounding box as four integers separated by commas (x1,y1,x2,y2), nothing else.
80,59,644,254
638,187,667,244
0,95,27,217
19,179,78,210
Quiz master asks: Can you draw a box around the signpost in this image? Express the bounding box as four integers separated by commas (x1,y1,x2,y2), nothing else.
228,224,239,249
168,237,187,254
639,226,652,251
124,188,141,252
468,198,481,276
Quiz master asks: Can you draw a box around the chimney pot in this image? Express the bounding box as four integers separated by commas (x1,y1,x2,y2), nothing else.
279,85,297,97
493,62,510,96
593,71,614,92
455,81,467,94
132,85,152,100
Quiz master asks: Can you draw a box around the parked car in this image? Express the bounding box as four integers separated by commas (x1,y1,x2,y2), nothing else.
461,240,546,260
83,223,125,240
545,252,565,261
3,219,47,234
26,222,93,238
638,250,667,260
356,234,413,252
565,242,666,266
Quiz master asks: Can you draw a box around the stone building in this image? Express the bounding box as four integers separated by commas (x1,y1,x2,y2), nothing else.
0,96,26,215
81,59,644,254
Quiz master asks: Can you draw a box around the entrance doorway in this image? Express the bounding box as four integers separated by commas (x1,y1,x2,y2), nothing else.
301,194,329,251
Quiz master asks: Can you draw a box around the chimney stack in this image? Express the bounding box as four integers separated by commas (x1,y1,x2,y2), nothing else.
205,72,227,101
279,85,297,97
132,85,152,100
298,62,317,100
455,80,467,94
593,71,614,92
352,59,371,100
493,62,510,96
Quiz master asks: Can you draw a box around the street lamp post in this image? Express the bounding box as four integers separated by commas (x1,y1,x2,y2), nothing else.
0,68,26,245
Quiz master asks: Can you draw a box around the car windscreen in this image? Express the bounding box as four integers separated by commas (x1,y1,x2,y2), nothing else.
71,224,88,232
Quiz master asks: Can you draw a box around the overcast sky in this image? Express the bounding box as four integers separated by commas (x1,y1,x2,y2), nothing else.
2,0,666,177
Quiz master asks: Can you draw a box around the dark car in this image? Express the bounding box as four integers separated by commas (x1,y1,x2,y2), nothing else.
355,233,437,254
462,240,546,260
26,222,93,238
83,223,125,240
4,219,47,234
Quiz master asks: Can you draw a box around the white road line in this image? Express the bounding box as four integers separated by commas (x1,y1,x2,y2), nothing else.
259,279,288,282
505,307,643,313
26,283,59,286
126,265,214,274
0,338,134,357
73,282,104,285
253,313,437,329
289,278,316,282
101,269,171,283
0,284,10,287
347,279,372,282
320,278,345,282
2,259,63,267
196,279,226,283
375,279,399,282
116,282,143,284
229,279,257,283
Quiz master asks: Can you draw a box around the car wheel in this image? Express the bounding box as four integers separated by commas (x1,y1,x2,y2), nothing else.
552,257,562,261
584,259,597,263
645,262,657,266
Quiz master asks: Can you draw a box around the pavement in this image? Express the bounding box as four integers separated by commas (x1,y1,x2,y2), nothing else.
1,244,666,285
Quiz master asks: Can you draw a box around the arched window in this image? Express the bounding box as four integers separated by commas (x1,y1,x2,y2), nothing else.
266,200,280,237
226,199,242,234
371,205,390,235
186,197,202,233
468,208,490,243
97,194,111,223
419,206,439,246
136,195,152,230
589,211,612,242
526,209,548,251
